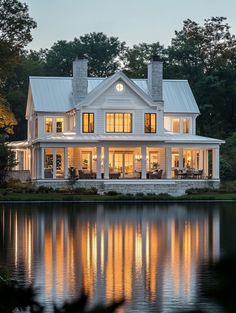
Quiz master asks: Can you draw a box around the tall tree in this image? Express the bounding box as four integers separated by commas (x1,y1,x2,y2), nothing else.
0,0,37,81
124,42,166,78
0,0,36,140
45,32,126,77
165,17,236,138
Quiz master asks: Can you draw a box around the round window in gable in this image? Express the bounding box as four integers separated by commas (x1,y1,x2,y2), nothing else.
116,83,124,92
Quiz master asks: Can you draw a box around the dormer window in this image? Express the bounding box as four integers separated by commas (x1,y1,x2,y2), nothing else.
45,118,53,133
183,118,190,133
172,118,180,133
56,118,64,133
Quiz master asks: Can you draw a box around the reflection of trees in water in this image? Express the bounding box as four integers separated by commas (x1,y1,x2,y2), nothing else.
0,204,220,312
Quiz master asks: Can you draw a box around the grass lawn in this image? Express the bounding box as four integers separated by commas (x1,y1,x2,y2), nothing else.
0,189,236,202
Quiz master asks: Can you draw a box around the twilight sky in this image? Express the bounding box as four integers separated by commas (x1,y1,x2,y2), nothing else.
22,0,236,50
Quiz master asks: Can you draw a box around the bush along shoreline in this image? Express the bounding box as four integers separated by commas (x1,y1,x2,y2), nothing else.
0,180,236,202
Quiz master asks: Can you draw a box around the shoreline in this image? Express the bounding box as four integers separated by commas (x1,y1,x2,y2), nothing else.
0,192,236,203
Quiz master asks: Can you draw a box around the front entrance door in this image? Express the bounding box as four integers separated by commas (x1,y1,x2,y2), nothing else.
112,152,134,178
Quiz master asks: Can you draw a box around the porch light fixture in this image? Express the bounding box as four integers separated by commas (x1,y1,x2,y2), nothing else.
92,155,97,161
135,154,142,161
116,83,124,92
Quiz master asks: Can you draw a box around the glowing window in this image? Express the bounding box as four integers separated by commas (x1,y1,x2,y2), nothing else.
183,118,190,133
106,113,132,133
82,113,94,133
45,118,53,133
172,118,180,133
56,118,64,133
116,83,124,92
145,113,156,133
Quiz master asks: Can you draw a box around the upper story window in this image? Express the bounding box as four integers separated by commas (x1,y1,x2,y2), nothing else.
145,113,156,133
82,113,94,133
183,118,190,133
45,118,53,133
172,118,180,133
106,113,132,133
56,118,64,133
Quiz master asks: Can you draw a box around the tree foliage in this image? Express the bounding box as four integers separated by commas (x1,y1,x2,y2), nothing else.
165,17,236,137
0,136,17,185
0,96,17,136
123,42,166,78
45,32,126,77
0,0,37,81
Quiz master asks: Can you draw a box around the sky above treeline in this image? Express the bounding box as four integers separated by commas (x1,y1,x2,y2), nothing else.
22,0,236,50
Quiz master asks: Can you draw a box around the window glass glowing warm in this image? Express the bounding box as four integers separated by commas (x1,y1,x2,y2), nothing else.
145,113,156,133
172,119,180,133
56,118,64,133
45,118,53,133
116,83,124,92
183,118,190,133
82,113,94,133
106,113,132,133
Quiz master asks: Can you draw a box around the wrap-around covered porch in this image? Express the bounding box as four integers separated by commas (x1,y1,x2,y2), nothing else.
32,143,220,180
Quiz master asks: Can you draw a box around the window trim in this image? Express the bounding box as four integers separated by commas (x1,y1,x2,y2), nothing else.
105,112,132,133
82,112,94,133
144,113,157,133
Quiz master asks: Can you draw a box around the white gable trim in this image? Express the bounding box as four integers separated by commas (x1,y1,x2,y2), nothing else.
25,86,34,119
76,71,162,109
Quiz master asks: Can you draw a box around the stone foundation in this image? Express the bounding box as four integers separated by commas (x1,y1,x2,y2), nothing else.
36,179,220,196
7,170,31,182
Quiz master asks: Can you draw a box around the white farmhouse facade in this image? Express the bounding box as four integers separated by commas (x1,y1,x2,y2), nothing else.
10,57,224,195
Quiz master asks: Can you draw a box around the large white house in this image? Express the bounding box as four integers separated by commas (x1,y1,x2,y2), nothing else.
10,57,224,195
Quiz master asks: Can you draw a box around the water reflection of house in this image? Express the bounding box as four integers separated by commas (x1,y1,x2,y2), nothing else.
0,205,220,312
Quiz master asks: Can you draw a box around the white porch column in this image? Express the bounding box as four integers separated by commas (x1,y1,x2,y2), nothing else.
104,145,109,179
179,147,183,169
53,148,56,179
199,150,204,170
96,146,102,179
204,149,209,178
41,148,44,179
64,147,68,179
166,146,172,179
212,147,220,179
141,146,147,179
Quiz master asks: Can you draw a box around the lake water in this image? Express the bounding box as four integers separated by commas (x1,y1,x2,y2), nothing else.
0,202,235,312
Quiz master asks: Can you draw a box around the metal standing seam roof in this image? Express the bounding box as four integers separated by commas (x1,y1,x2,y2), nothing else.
29,76,200,114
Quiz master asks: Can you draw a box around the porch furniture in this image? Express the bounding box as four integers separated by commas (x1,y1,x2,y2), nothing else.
193,169,204,179
45,168,53,179
78,170,96,179
174,169,182,179
149,169,163,179
109,172,121,179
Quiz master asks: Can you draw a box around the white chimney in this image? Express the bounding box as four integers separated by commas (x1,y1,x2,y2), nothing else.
72,57,88,103
148,56,163,102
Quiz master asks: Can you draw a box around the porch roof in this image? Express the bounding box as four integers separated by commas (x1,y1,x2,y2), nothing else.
7,140,29,148
33,133,224,145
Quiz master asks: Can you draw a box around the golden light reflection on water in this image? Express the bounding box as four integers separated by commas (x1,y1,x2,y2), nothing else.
0,206,220,311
